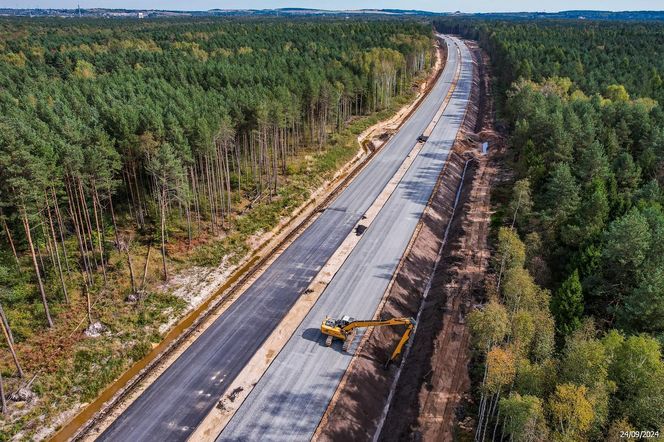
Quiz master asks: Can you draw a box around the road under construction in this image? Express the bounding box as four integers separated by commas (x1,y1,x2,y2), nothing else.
91,34,473,442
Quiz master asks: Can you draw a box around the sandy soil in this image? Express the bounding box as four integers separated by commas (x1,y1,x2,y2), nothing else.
315,39,502,442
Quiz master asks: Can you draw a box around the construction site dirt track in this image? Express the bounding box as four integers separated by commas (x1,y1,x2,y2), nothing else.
316,39,501,441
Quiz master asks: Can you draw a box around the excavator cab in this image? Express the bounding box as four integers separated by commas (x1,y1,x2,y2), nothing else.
321,316,355,346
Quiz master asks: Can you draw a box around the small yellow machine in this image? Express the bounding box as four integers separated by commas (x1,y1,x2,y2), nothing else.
320,315,416,365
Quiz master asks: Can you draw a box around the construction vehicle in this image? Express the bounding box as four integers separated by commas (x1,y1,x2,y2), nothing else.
320,316,416,366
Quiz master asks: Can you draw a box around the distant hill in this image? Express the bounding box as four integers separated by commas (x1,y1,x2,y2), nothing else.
473,10,664,21
0,7,663,20
0,7,438,18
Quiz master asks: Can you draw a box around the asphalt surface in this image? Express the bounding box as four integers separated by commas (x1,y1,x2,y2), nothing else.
98,35,461,442
219,36,472,442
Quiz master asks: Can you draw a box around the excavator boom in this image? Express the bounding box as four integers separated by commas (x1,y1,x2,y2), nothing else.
341,317,415,332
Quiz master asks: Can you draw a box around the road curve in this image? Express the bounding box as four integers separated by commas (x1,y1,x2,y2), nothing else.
218,35,473,442
98,35,461,442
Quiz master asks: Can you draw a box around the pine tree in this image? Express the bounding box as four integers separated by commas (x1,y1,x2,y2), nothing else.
552,269,583,335
147,143,187,281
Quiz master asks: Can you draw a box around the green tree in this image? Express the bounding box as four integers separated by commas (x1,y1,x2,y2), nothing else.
73,60,96,79
512,310,536,357
509,178,534,229
514,358,556,398
496,227,527,271
602,209,651,287
558,325,612,435
559,328,609,389
468,301,510,351
496,227,527,290
548,383,595,441
551,269,584,335
499,393,549,442
147,143,187,281
576,141,609,185
530,310,555,362
612,152,641,214
608,334,664,429
621,268,664,335
562,179,609,246
502,267,542,314
542,163,580,233
605,84,630,102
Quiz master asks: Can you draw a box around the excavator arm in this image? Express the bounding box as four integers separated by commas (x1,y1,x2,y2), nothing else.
388,321,414,363
341,317,414,333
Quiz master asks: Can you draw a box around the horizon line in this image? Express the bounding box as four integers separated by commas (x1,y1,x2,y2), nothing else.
2,6,664,13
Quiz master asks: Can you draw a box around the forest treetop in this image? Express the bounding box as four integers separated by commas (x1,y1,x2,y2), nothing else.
0,17,436,437
435,17,664,440
0,17,434,327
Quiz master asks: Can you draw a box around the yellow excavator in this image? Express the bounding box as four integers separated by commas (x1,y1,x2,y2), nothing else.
320,315,416,366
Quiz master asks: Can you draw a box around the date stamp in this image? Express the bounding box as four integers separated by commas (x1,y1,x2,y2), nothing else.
620,430,660,439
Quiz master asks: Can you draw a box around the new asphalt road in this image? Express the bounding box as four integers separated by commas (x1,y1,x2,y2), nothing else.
99,35,463,442
217,35,472,441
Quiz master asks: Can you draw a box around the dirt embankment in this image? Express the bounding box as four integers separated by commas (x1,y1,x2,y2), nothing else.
315,40,503,441
315,146,476,442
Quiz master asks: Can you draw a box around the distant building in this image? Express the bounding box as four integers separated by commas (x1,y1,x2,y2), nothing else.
138,12,145,19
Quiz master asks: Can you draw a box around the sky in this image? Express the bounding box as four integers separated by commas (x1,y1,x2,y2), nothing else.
3,0,664,12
